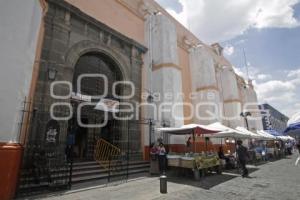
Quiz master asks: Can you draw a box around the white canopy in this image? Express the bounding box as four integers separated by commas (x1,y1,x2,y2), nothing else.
287,136,295,141
277,135,294,141
256,130,277,140
235,126,263,139
156,124,220,135
206,122,250,139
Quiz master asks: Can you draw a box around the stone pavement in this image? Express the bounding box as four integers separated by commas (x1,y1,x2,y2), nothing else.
28,155,300,200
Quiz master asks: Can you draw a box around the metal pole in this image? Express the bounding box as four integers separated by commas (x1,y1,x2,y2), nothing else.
245,117,249,130
243,48,249,81
160,174,167,194
68,145,73,189
127,120,129,181
149,119,152,147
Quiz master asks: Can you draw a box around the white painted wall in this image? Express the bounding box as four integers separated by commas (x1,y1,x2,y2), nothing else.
151,14,185,144
220,66,239,101
189,46,221,124
244,84,264,131
189,47,217,90
219,66,243,128
0,0,42,142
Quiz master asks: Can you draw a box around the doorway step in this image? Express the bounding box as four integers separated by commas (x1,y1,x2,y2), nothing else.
71,160,150,185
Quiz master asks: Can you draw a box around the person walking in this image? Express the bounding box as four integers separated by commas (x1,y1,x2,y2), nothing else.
236,140,250,178
295,142,300,166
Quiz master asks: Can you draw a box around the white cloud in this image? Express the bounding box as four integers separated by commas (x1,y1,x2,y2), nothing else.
287,68,300,85
256,80,295,97
253,68,300,117
287,68,300,77
165,8,188,28
257,74,272,80
231,66,300,117
223,45,235,56
233,65,260,80
163,0,300,42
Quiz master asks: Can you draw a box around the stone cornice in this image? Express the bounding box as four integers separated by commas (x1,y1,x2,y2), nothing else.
196,86,219,92
152,63,182,71
46,0,147,54
223,99,242,103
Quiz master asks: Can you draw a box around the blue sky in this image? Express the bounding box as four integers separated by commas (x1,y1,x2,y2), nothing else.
156,0,300,118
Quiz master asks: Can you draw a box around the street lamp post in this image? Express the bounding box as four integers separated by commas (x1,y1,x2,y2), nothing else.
240,111,251,130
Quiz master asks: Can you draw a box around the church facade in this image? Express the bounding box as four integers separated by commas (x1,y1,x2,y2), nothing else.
0,0,263,196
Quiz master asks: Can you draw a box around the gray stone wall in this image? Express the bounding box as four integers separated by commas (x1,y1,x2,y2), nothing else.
28,0,146,157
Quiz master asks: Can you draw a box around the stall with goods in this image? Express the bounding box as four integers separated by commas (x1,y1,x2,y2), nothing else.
157,124,221,180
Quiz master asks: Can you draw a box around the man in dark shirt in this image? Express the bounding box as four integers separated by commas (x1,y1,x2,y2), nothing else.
236,140,249,177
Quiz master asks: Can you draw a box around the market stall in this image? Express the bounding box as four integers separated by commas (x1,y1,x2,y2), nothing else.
157,124,222,180
256,130,277,159
206,123,252,168
235,127,266,162
263,129,288,158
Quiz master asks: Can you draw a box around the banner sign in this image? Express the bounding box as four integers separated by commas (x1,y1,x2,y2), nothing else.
94,98,119,113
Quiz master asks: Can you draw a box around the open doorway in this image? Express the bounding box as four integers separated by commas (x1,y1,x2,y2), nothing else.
67,117,88,161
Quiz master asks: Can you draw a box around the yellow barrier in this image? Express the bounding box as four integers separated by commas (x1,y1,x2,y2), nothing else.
94,139,121,169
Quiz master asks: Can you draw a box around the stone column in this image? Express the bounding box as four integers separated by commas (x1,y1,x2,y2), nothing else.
189,46,222,125
151,14,184,144
219,66,243,128
243,80,264,131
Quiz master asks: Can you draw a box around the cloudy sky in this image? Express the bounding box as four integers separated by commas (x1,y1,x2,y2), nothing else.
156,0,300,118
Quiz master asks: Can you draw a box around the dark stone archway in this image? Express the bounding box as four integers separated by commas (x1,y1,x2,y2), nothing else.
28,0,147,158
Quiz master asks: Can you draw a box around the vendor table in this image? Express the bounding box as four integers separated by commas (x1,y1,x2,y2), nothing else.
167,154,221,180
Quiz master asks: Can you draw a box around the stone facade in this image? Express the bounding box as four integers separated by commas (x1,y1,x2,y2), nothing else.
28,0,146,158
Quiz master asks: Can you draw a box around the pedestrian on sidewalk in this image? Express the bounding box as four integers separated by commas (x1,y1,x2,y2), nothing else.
236,140,250,178
295,142,300,166
158,142,167,174
186,136,192,153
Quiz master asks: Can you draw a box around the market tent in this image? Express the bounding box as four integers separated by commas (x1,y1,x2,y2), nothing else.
156,124,220,135
287,136,296,141
277,135,292,141
263,129,293,141
235,126,264,139
265,129,282,137
284,123,300,134
256,130,276,140
206,122,250,138
284,112,300,135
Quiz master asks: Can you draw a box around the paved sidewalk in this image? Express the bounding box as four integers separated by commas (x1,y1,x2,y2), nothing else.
28,155,300,200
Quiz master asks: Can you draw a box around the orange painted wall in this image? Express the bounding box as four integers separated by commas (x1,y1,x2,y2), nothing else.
65,0,145,45
178,46,193,124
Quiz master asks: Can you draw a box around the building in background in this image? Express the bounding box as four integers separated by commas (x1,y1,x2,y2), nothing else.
259,103,289,133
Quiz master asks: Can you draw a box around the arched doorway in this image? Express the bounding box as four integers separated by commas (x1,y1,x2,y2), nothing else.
68,52,123,160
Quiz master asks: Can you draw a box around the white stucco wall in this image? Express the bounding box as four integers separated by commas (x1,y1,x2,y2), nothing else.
243,85,264,131
152,14,179,65
0,1,42,142
189,47,217,90
189,46,221,124
220,67,240,101
219,66,243,128
151,14,184,144
223,102,243,128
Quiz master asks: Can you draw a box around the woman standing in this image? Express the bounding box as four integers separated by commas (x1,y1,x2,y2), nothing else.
158,143,167,174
